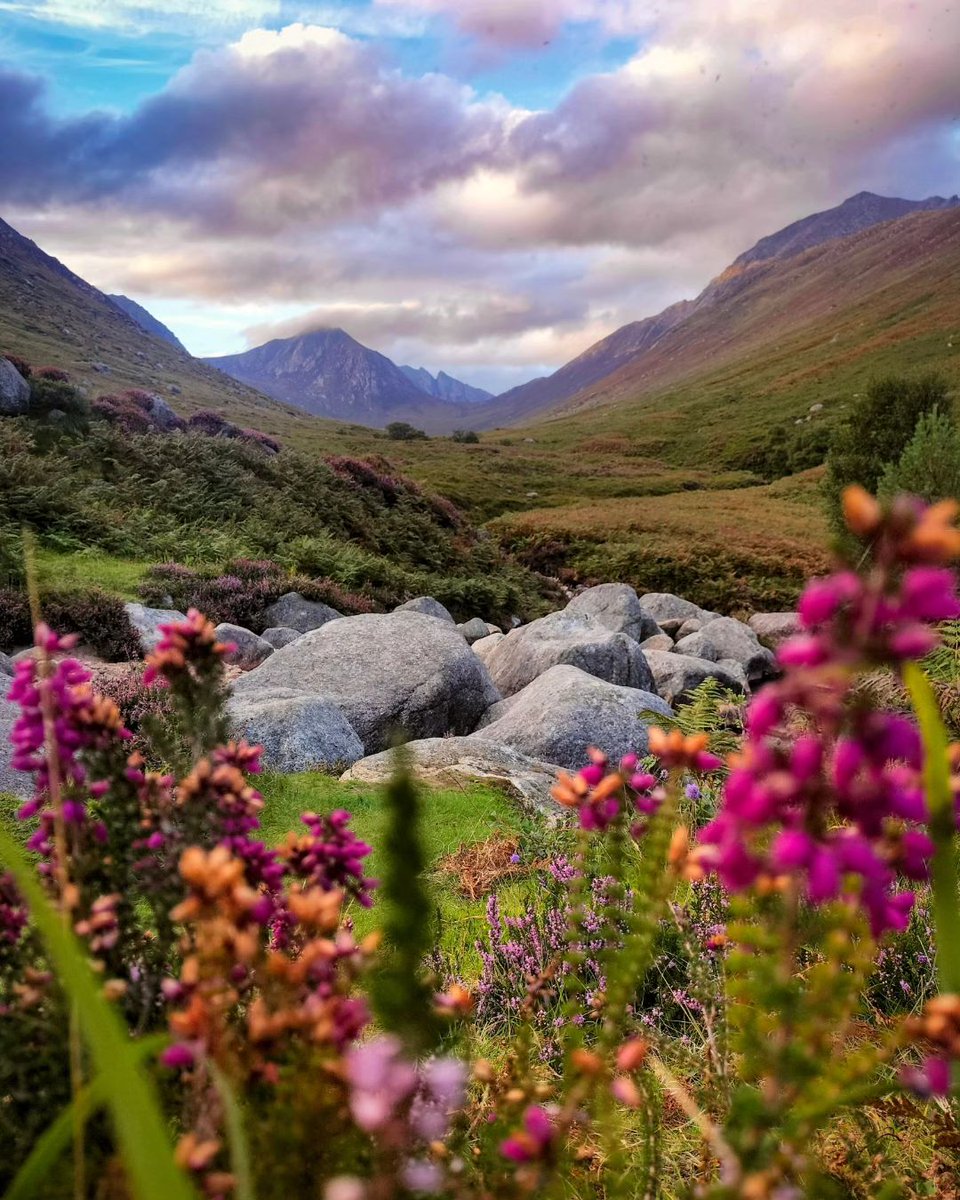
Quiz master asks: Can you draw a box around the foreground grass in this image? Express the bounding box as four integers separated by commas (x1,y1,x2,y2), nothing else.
35,548,151,598
258,771,550,966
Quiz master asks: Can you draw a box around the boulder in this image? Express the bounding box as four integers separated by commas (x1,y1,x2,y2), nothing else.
124,602,187,655
233,612,500,754
676,618,703,640
0,358,30,417
0,694,29,798
748,612,801,649
261,626,302,650
143,393,182,432
640,593,718,628
341,737,564,819
472,632,505,665
458,617,493,644
674,617,777,688
215,623,274,670
228,689,363,773
481,610,655,698
642,650,746,706
0,651,13,676
564,583,659,642
640,633,674,653
473,664,671,771
262,592,342,635
394,596,455,624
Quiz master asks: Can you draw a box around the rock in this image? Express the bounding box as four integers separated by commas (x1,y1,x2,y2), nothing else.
394,596,455,624
263,592,341,635
640,633,674,652
261,626,302,650
674,617,777,688
482,611,654,699
341,737,564,819
0,695,30,798
676,618,703,640
0,651,13,676
472,632,505,665
215,623,274,670
748,612,800,649
143,393,182,432
564,583,659,642
458,617,493,644
0,357,30,416
642,650,746,706
474,665,671,771
228,689,363,773
233,612,500,754
718,658,749,692
640,593,718,627
124,602,187,655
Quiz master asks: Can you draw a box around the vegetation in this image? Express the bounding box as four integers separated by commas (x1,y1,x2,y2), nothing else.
879,406,960,505
386,422,428,441
824,372,948,529
2,490,960,1198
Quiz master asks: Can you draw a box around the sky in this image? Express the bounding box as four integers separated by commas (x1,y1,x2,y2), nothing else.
0,1,958,393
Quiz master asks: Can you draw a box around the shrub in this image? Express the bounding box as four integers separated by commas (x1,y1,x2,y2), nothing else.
878,406,960,504
452,429,480,444
824,372,949,528
0,586,140,660
385,420,428,441
186,409,240,438
3,353,31,378
33,366,69,382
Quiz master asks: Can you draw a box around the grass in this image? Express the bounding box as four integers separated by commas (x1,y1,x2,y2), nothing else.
257,771,552,965
34,548,151,599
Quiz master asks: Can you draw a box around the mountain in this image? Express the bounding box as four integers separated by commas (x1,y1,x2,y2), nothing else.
0,215,301,430
399,365,492,404
206,328,478,432
488,191,960,424
107,293,187,352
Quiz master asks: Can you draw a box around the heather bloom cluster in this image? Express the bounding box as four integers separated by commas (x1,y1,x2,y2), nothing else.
698,488,960,936
143,608,234,687
280,809,376,908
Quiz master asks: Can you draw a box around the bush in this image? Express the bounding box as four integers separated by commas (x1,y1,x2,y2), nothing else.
878,406,960,504
3,353,31,378
0,586,140,660
386,421,428,441
452,429,480,444
33,366,69,382
824,372,949,528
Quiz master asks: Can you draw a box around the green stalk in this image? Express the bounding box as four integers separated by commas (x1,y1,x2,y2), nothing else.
904,663,960,994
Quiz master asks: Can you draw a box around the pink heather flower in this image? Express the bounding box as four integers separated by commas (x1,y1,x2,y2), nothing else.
900,1055,951,1098
500,1105,555,1164
345,1036,417,1132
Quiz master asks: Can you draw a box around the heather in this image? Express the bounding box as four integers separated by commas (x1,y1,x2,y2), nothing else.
1,488,960,1198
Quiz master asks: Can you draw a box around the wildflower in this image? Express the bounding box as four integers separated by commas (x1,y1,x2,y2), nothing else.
500,1105,555,1163
648,728,722,773
143,609,233,687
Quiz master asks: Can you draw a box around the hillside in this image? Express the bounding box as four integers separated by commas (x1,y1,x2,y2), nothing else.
206,328,482,432
107,293,187,351
0,216,315,432
488,191,959,423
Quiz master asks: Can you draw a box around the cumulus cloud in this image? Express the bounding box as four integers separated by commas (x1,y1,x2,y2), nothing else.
1,2,958,385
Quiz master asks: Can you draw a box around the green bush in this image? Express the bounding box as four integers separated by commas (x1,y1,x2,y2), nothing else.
385,421,428,441
824,372,949,529
451,429,480,444
878,406,960,504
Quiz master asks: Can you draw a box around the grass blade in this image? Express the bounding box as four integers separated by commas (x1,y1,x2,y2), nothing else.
209,1062,255,1200
5,1035,170,1200
0,828,197,1200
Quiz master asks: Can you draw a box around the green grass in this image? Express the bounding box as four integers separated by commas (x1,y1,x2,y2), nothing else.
257,771,552,967
34,548,151,599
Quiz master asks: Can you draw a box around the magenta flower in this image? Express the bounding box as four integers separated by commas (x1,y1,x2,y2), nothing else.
500,1105,555,1164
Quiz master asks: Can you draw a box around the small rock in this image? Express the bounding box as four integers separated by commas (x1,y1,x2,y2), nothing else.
639,633,674,652
215,623,274,670
342,738,564,819
262,592,341,635
394,596,455,624
124,602,187,655
640,593,719,627
228,689,363,773
674,617,777,688
458,617,493,644
261,627,302,650
675,618,703,640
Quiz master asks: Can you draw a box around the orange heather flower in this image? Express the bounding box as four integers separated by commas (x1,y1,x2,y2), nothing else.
648,727,721,772
904,498,960,563
842,485,882,538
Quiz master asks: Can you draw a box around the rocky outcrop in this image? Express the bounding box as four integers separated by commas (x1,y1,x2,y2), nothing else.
215,623,274,671
262,592,342,635
228,689,363,773
473,664,671,771
565,583,660,642
0,357,30,416
342,738,563,818
640,633,674,653
233,612,500,754
639,593,719,629
124,602,187,654
395,596,456,624
472,632,505,665
642,650,746,706
481,611,654,698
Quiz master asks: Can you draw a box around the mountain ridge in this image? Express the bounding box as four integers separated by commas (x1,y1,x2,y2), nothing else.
107,293,187,352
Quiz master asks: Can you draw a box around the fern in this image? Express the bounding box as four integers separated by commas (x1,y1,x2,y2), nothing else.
642,677,745,757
